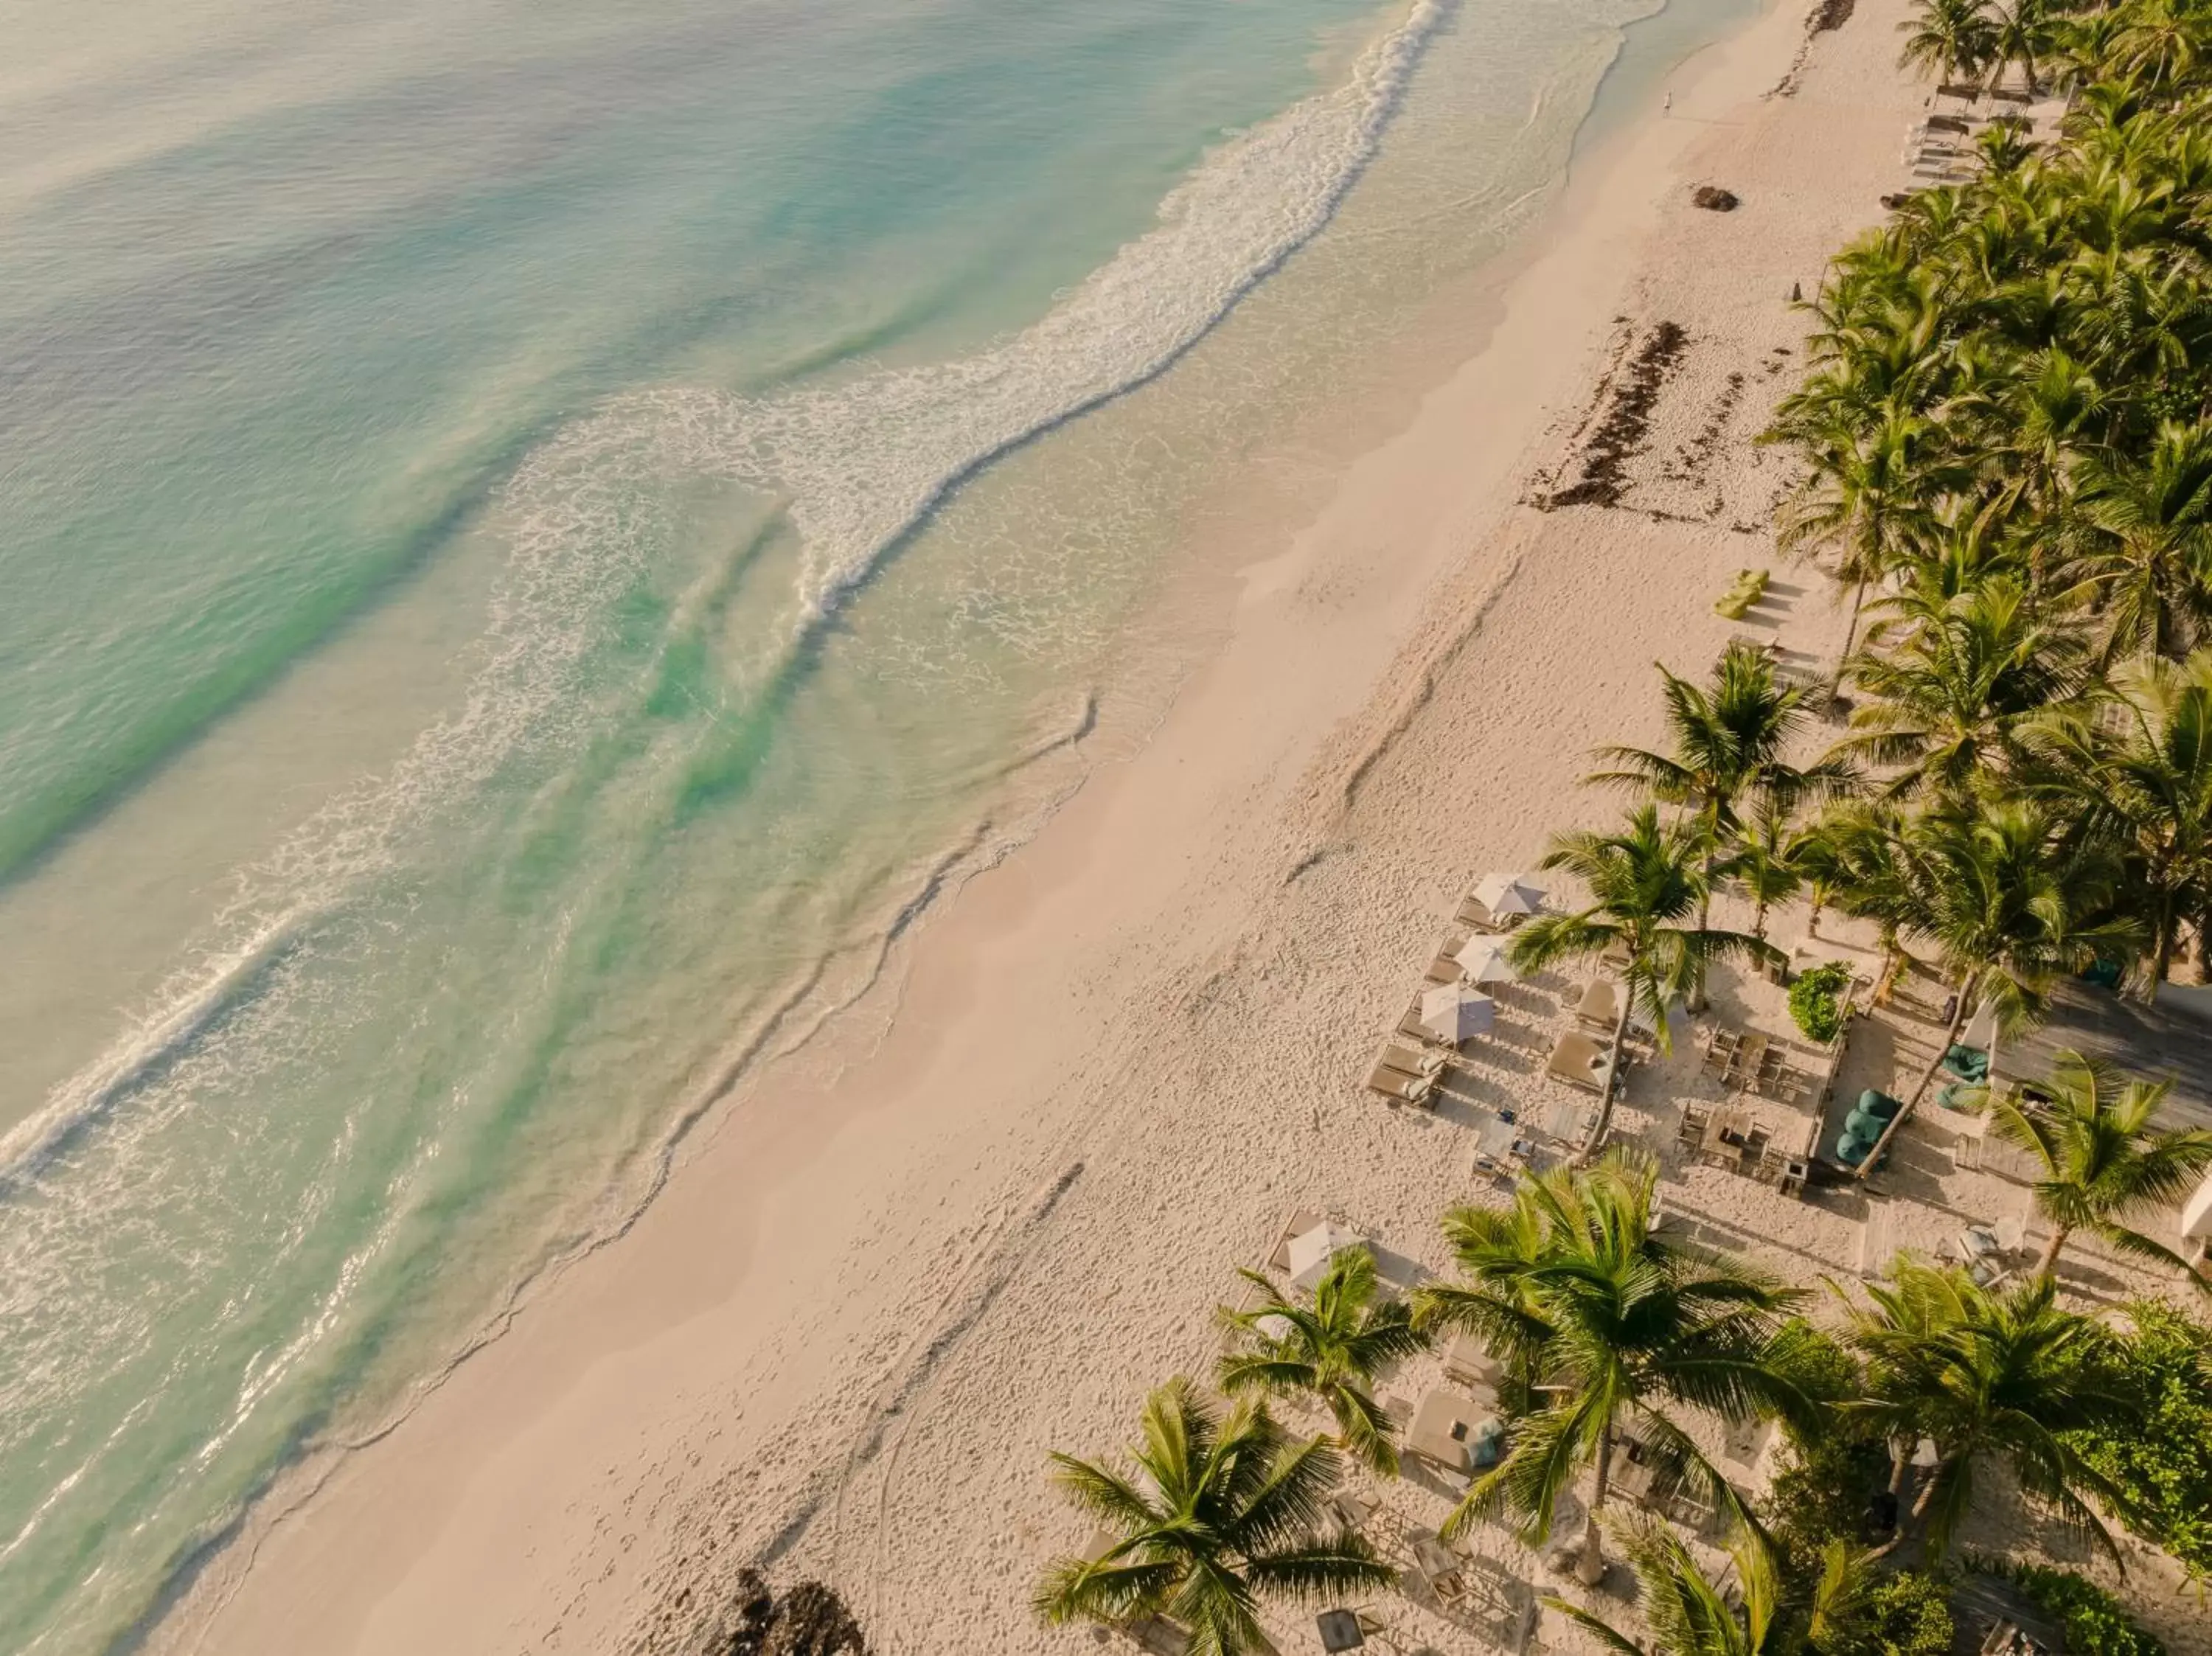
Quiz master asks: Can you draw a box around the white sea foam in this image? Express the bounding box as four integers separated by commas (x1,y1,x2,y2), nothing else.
660,0,1450,619
0,0,1448,1194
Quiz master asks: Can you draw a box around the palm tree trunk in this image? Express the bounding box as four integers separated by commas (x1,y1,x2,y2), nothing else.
1576,1427,1614,1586
1827,579,1868,706
1575,988,1637,1168
1692,851,1715,1015
2147,910,2174,1005
1852,970,1978,1182
2036,1222,2073,1280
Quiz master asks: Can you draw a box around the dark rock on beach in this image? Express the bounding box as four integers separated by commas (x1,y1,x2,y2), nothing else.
1691,185,1740,211
681,1570,868,1656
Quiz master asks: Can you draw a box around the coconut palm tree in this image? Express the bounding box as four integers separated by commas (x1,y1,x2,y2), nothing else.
1836,575,2093,799
2025,649,2212,993
2104,0,2212,86
1842,796,2127,1171
2068,420,2212,663
1777,410,1958,696
1991,1048,2212,1280
1544,1518,1868,1656
1506,807,1773,1156
1899,0,2000,84
1413,1152,1812,1586
1591,644,1851,959
1217,1250,1429,1475
1035,1380,1393,1656
1985,0,2062,93
1724,796,1805,942
1841,1261,2131,1563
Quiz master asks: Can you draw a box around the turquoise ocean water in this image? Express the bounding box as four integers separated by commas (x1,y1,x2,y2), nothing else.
0,0,1756,1647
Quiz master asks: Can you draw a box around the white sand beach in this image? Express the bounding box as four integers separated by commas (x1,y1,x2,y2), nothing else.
148,2,2210,1654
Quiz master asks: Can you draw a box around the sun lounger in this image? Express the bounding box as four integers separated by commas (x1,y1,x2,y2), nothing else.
1574,978,1618,1032
1380,1039,1444,1076
1547,1030,1614,1096
1366,1062,1437,1107
1456,897,1522,933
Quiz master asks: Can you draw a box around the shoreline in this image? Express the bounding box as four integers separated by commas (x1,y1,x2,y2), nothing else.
144,0,1915,1647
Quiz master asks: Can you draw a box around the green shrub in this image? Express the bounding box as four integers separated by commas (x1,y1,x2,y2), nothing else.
1761,1321,1893,1559
2064,1301,2212,1582
1788,961,1854,1044
1828,1571,1954,1656
2002,1562,2166,1656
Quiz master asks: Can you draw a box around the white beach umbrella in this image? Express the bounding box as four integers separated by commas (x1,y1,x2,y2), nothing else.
1453,937,1522,985
2181,1165,2212,1242
1472,872,1546,919
1286,1222,1366,1294
1420,984,1495,1043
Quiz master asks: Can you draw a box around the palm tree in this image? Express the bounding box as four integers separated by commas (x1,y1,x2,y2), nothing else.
1035,1380,1393,1656
1984,0,2060,92
1843,796,2126,1175
1217,1250,1430,1474
1724,796,1804,942
1842,1261,2131,1563
1592,644,1850,961
1545,1518,1867,1655
1991,1048,2212,1279
2069,420,2212,663
1413,1152,1812,1586
1837,576,2093,799
2025,649,2212,994
2104,0,2212,86
1776,410,1955,697
1899,0,2000,83
1506,807,1772,1157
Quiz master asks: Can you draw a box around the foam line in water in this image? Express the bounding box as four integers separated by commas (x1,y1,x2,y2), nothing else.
641,0,1453,618
0,911,307,1189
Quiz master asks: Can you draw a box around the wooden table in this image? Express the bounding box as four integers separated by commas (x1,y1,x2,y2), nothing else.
1700,1107,1751,1158
1411,1534,1464,1598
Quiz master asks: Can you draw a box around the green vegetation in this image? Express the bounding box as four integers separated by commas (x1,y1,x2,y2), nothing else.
1843,1259,2131,1562
1787,961,1856,1043
1216,1249,1429,1475
1829,1571,1955,1656
2065,1300,2212,1581
1034,1380,1391,1656
1505,810,1769,1152
1990,1050,2212,1278
1546,1517,1868,1655
1980,1559,2168,1656
1411,1150,1811,1584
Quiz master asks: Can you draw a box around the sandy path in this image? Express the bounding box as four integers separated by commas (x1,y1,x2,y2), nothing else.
150,3,1957,1652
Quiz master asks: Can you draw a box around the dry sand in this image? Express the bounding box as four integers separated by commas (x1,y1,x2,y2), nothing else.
149,3,2209,1653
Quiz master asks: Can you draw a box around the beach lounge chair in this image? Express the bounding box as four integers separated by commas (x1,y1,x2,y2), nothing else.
1941,1044,1990,1082
1574,978,1618,1032
1366,1062,1437,1107
1547,1030,1613,1096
